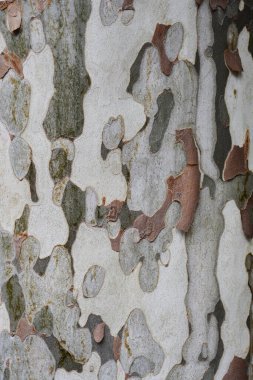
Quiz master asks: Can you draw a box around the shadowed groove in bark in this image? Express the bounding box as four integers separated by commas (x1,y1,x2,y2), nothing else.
149,89,174,153
25,161,39,202
212,4,252,176
127,42,152,94
43,335,83,373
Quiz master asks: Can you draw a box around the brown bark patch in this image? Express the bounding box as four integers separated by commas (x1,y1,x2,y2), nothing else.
222,356,248,380
0,0,14,11
106,200,124,222
210,0,229,10
0,49,23,78
15,317,36,341
133,128,200,238
35,0,51,13
223,131,249,181
6,0,21,33
152,23,173,76
110,230,123,252
93,322,105,343
113,336,122,361
241,192,253,239
122,0,134,11
224,49,243,74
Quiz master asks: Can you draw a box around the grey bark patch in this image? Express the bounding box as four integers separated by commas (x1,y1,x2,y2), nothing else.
127,43,152,94
9,136,32,180
49,148,71,182
18,243,92,362
0,331,56,379
33,306,53,336
43,335,83,372
14,204,30,235
99,0,122,26
0,230,15,288
218,95,229,128
0,72,31,136
149,89,174,153
3,367,10,380
23,335,56,380
19,236,40,271
0,230,15,262
120,309,164,376
102,116,124,151
25,161,39,202
33,256,50,276
202,175,216,199
165,22,184,62
1,274,25,331
202,300,225,379
119,203,179,292
82,265,106,298
130,356,155,377
166,188,225,380
0,1,32,59
85,314,117,365
98,360,117,380
62,181,86,249
41,0,91,140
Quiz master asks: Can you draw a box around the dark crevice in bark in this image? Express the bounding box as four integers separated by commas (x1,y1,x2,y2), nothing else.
43,335,83,373
212,4,252,177
26,161,39,202
202,300,225,380
127,42,152,94
149,89,174,153
85,314,119,365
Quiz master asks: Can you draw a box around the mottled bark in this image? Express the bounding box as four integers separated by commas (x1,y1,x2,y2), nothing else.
0,0,252,379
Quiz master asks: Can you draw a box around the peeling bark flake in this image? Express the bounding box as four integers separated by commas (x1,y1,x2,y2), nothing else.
6,0,22,33
0,49,23,78
223,130,249,180
240,192,253,239
224,48,243,74
152,23,173,76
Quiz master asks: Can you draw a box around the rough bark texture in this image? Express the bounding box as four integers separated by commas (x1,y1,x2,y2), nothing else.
0,0,252,379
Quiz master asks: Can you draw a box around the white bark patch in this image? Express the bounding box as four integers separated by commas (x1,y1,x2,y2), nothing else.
215,200,251,380
0,300,10,333
30,17,46,54
165,22,184,63
225,27,253,170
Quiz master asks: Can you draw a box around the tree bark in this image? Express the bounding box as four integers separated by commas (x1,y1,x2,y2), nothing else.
0,0,252,379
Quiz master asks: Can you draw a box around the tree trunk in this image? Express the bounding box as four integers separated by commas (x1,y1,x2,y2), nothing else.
0,0,252,379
